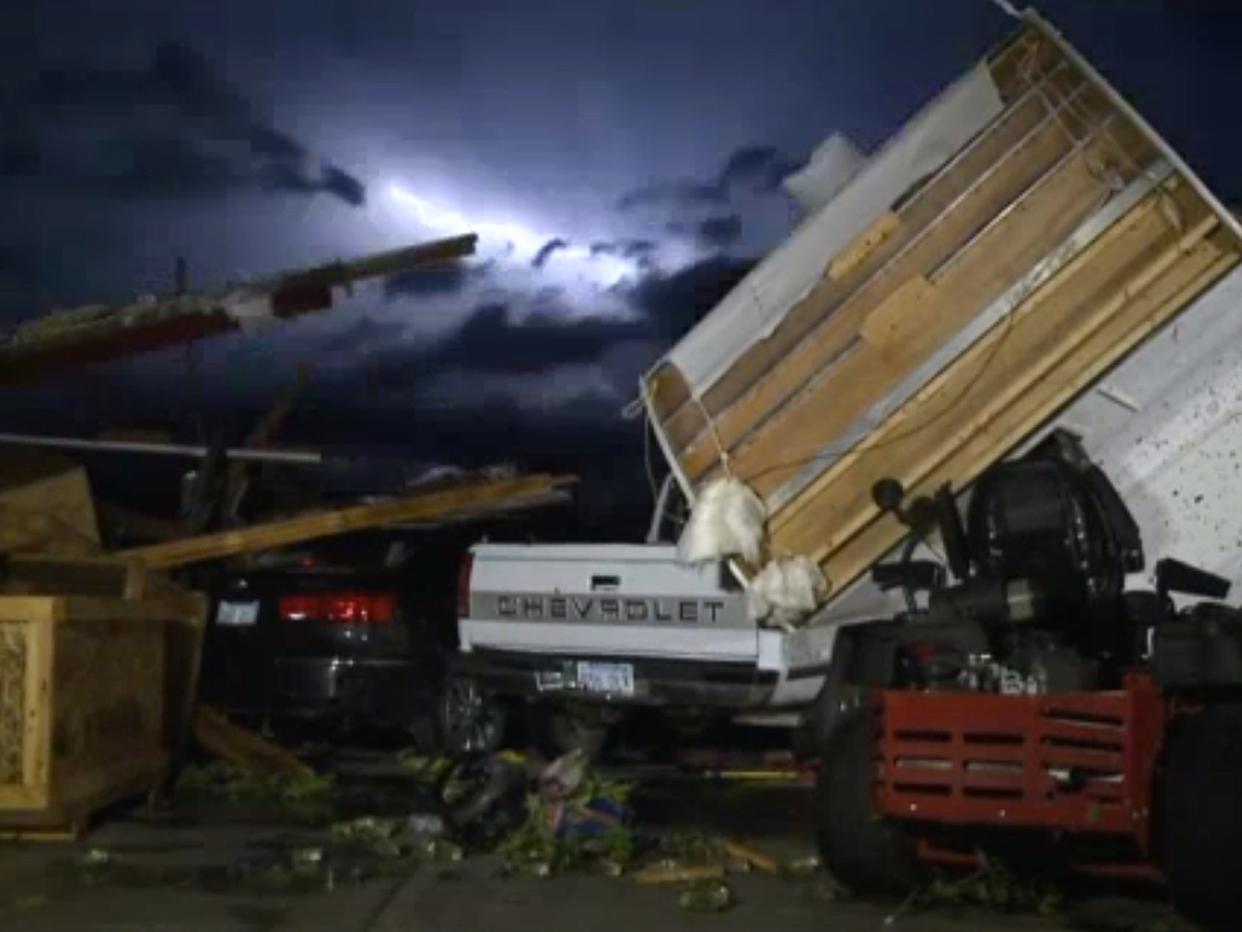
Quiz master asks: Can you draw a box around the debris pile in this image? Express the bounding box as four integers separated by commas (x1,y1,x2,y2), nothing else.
497,749,634,878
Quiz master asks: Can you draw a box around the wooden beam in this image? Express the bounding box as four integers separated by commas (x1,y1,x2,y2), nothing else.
658,62,1089,457
118,473,576,569
771,182,1207,543
686,139,1125,491
767,188,1237,594
815,242,1238,597
192,706,312,778
0,235,477,385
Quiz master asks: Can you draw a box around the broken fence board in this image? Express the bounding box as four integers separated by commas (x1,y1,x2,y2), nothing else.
119,473,575,569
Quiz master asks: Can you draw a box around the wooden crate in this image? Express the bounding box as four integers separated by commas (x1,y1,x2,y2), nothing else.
0,560,207,836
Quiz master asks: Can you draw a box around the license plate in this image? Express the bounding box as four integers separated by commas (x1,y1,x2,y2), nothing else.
576,661,634,696
216,600,260,627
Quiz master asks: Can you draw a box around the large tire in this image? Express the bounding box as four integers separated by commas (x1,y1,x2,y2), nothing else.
439,676,506,756
815,711,922,897
1163,702,1242,931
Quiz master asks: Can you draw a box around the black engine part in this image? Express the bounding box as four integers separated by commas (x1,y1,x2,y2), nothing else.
870,431,1149,688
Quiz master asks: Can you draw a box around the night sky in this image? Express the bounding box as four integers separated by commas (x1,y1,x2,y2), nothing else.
3,1,1242,527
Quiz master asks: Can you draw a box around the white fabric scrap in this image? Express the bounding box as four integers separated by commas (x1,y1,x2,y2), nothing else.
782,133,867,214
221,289,277,333
748,556,828,628
677,477,767,565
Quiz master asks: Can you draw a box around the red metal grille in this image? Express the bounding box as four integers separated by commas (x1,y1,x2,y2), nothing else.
874,673,1164,849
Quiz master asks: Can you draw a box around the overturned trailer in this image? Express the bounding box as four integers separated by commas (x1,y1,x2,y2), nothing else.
643,12,1242,609
644,10,1242,926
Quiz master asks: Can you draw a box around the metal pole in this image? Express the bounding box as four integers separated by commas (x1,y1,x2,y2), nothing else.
0,431,324,465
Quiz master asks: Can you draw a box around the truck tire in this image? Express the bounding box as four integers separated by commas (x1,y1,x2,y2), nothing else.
439,676,506,756
815,711,921,897
1163,702,1242,930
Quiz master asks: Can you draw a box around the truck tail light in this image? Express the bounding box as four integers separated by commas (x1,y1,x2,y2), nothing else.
457,553,474,618
279,592,396,624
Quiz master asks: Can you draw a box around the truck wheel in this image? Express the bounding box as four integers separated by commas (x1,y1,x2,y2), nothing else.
439,677,506,756
529,703,609,760
1163,702,1242,930
815,711,921,897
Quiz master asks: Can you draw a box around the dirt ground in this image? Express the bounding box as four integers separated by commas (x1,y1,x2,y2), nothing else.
0,759,1193,932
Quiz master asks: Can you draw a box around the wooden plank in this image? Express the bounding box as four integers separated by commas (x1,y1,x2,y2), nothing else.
675,110,1113,483
25,617,50,799
118,473,575,569
687,141,1123,492
813,240,1237,596
858,276,944,353
193,705,313,778
771,181,1206,544
716,115,1156,498
164,595,209,756
646,362,698,431
768,192,1232,589
56,596,205,624
659,62,1090,457
988,28,1065,103
828,212,902,281
0,599,57,624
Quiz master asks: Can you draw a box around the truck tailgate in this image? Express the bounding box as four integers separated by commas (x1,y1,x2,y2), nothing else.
460,543,757,663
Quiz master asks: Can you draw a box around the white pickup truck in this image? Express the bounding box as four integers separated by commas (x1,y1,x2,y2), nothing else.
450,478,842,753
450,10,1242,779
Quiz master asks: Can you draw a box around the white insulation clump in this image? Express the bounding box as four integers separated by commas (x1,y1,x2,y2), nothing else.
677,477,767,565
748,556,828,629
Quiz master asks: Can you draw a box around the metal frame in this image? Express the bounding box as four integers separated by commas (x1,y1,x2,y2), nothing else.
875,673,1164,851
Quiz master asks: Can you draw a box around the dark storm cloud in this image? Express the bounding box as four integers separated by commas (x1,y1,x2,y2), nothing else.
315,315,409,352
419,303,641,376
383,262,475,299
621,239,658,259
667,214,744,248
5,42,366,207
718,145,802,194
363,254,757,391
319,165,367,207
532,238,569,269
617,144,802,211
617,180,727,211
629,255,757,337
588,239,658,266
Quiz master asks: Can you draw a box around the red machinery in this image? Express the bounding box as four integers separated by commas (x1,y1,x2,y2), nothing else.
876,673,1164,876
815,433,1242,929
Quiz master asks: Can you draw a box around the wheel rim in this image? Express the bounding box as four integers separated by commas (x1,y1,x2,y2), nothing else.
442,678,504,754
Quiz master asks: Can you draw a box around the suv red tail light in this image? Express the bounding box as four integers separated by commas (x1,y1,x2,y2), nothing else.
457,553,474,618
279,592,396,624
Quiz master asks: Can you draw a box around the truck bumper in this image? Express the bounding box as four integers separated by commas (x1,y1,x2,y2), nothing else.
454,648,779,709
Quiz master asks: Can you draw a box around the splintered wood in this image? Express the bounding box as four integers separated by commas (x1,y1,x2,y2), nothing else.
644,17,1242,603
119,472,575,569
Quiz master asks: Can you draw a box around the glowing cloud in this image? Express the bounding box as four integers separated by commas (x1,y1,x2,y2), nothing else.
387,182,634,286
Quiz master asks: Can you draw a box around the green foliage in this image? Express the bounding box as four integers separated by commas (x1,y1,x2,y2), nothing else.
497,790,636,876
654,830,722,863
173,761,337,824
916,863,1064,917
678,878,733,912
